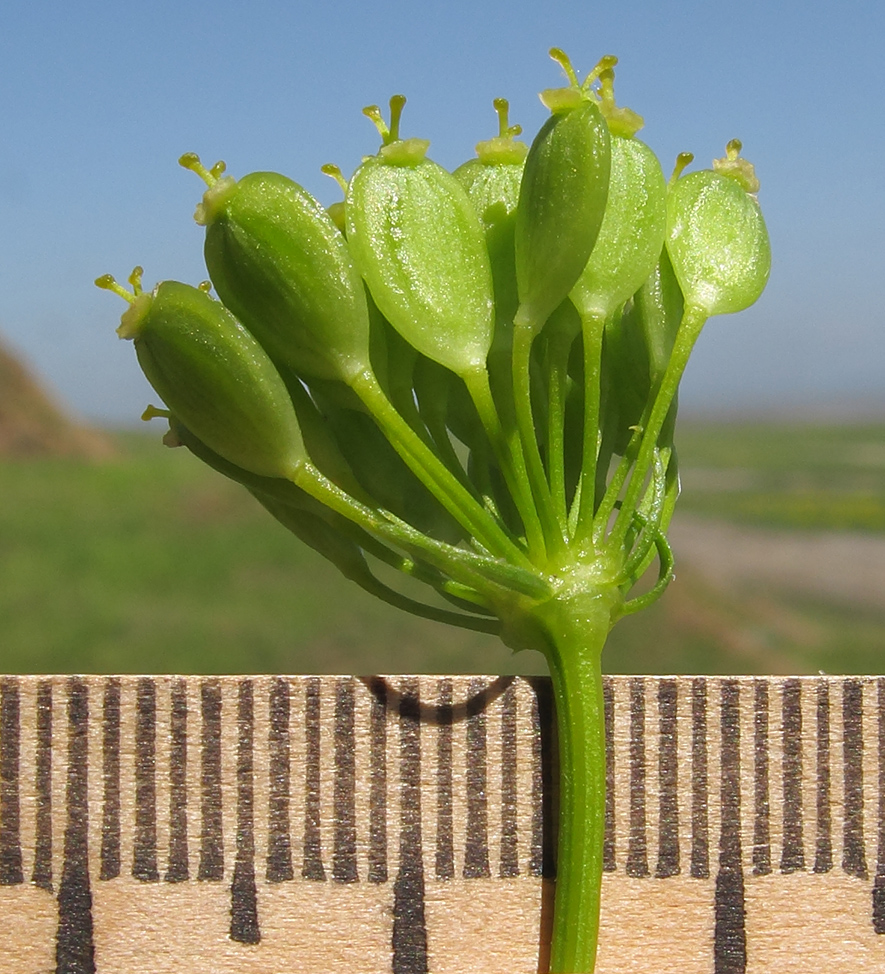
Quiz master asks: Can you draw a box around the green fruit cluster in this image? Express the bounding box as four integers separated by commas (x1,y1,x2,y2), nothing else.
99,49,769,635
99,49,769,633
99,49,770,973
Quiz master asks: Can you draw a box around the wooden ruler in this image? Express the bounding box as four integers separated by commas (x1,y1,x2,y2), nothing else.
1,674,884,973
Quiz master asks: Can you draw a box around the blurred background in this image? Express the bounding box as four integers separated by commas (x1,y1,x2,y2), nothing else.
1,0,883,676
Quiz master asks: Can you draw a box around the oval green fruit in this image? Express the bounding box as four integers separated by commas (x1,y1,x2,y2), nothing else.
666,166,771,317
570,135,666,320
187,162,373,384
514,97,611,335
119,280,306,479
346,151,495,377
453,101,526,329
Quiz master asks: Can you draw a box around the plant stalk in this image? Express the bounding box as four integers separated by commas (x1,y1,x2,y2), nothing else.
574,309,606,545
545,329,572,530
531,588,615,973
606,305,707,552
512,326,568,558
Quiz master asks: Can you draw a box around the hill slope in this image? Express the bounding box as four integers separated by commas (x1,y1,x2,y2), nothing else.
0,338,112,458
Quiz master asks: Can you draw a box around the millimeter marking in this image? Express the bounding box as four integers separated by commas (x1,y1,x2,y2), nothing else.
0,676,884,973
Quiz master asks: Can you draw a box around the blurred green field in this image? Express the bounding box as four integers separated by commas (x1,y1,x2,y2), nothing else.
1,420,883,676
0,433,520,675
676,419,885,531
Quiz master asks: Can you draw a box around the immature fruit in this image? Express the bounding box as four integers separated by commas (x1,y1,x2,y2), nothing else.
569,112,666,320
181,155,372,384
105,274,306,479
514,53,612,335
666,142,771,317
454,98,527,328
346,96,495,378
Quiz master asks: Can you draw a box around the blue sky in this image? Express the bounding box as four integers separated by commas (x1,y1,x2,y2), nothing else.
1,0,882,424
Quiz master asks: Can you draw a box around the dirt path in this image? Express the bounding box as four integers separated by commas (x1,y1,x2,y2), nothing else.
668,515,885,611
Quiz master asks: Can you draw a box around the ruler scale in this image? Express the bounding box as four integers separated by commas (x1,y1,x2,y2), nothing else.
1,677,885,972
875,679,885,931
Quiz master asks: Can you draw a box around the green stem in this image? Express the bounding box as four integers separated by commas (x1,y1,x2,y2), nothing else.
545,331,572,532
463,367,547,562
574,309,606,546
617,448,668,584
589,431,639,545
438,583,499,613
466,435,501,517
615,527,675,619
532,590,615,974
606,306,707,553
339,518,492,610
293,463,552,602
622,449,680,585
512,327,567,558
419,394,474,489
355,565,502,634
411,361,479,491
351,370,530,567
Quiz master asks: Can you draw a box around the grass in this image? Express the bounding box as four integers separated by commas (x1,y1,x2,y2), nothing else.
0,433,532,675
676,419,885,531
1,418,883,675
604,563,885,676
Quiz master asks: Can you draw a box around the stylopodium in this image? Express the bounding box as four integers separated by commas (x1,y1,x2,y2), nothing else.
99,49,770,973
